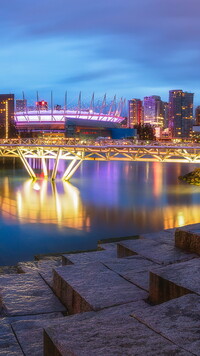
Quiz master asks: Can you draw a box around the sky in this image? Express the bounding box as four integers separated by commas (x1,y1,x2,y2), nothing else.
1,0,200,107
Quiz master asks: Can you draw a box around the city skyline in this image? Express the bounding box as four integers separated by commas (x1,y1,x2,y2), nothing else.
1,0,200,105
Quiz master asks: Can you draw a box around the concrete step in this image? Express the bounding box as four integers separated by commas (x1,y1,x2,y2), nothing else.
11,314,65,356
52,263,148,314
0,272,66,316
131,294,200,356
0,319,23,355
117,238,197,265
139,229,175,245
43,301,192,356
62,246,117,266
175,227,200,254
103,255,158,291
149,258,200,304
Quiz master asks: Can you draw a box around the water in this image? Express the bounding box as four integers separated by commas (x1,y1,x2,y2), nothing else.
0,160,200,265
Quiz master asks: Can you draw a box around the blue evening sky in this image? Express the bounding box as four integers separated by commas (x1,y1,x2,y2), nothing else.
1,0,200,107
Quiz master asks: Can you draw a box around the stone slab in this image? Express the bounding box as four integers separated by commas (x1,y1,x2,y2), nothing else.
0,273,66,316
175,227,200,254
117,238,197,264
139,230,175,245
103,255,158,291
0,319,23,355
104,255,157,273
44,304,191,356
131,294,200,356
12,303,139,356
122,270,150,291
7,312,63,324
62,248,117,266
53,263,147,314
149,258,200,304
17,257,62,274
11,315,65,356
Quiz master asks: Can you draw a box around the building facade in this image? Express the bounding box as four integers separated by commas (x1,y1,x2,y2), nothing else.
128,99,143,127
195,106,200,125
16,99,27,112
169,90,193,138
143,96,164,127
0,94,15,138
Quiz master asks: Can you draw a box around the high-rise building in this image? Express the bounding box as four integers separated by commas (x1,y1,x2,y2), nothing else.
0,94,15,138
169,90,193,138
16,99,27,112
162,102,169,129
143,96,164,127
195,106,200,125
128,99,143,127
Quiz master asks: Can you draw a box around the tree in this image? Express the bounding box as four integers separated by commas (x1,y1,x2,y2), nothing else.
134,124,156,141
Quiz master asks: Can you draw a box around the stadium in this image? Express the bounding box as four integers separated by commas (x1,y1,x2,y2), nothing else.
14,95,127,138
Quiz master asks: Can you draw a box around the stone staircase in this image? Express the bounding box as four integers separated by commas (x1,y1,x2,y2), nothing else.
1,224,200,355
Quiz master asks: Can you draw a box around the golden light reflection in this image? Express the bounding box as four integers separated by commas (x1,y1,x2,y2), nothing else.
152,162,163,197
0,178,90,231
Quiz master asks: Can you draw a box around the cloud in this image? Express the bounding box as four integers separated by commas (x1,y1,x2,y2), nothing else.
1,0,200,103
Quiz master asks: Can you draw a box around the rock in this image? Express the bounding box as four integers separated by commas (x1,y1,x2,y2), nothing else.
179,168,200,185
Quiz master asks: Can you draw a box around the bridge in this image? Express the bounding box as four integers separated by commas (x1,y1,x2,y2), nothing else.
0,138,200,180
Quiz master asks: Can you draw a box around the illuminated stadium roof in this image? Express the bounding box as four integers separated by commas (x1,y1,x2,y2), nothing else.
15,109,125,125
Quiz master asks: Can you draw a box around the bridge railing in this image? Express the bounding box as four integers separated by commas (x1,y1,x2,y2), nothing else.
0,138,199,148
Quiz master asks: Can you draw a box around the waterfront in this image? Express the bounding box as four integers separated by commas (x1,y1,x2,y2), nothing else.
0,160,200,266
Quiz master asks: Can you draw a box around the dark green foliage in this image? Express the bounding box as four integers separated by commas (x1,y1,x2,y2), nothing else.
179,168,200,185
134,124,156,141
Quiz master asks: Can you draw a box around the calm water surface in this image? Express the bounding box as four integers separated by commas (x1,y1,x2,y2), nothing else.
0,161,200,265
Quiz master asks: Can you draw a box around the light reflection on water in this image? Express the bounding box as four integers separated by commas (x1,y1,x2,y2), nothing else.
0,160,200,265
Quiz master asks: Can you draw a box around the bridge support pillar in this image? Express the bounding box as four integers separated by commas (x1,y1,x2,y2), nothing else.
41,157,48,178
62,158,82,181
18,149,36,179
51,149,62,181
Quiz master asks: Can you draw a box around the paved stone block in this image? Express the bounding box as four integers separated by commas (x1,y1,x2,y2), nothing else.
12,302,142,356
62,248,116,266
139,230,175,245
44,305,191,356
104,255,157,273
7,312,63,324
53,263,147,314
11,315,65,356
17,257,62,274
117,238,196,264
0,319,23,355
149,258,200,304
104,255,158,291
0,273,66,316
122,270,150,291
131,294,200,356
175,227,200,254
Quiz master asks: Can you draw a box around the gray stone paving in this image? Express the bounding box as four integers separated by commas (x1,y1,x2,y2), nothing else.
149,257,200,303
0,319,23,355
1,223,200,355
131,294,200,355
53,262,148,313
139,230,175,244
103,255,159,291
44,303,192,356
62,247,117,266
117,238,197,264
0,272,66,316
